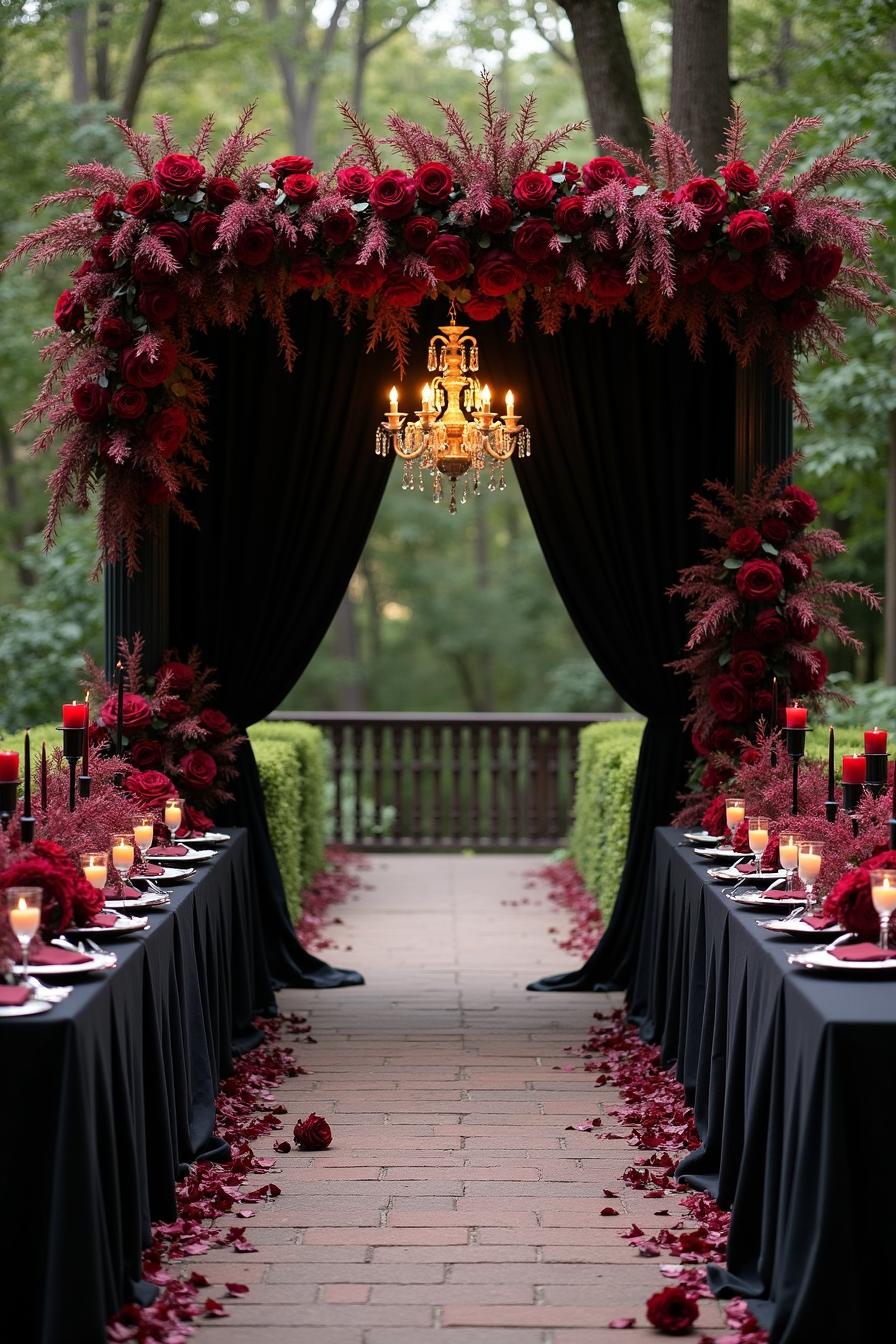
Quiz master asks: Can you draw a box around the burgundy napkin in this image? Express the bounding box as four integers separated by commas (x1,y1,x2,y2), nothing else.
130,862,165,877
147,844,190,858
103,882,144,901
89,911,120,928
29,943,92,966
829,942,896,962
736,862,757,875
803,914,838,930
0,985,31,1007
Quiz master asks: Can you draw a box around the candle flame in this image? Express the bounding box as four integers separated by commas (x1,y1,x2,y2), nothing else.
389,386,398,407
482,384,490,401
506,390,514,411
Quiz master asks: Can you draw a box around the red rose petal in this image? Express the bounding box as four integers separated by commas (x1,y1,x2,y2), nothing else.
273,1140,291,1153
609,1320,636,1330
203,1298,229,1318
224,1283,250,1296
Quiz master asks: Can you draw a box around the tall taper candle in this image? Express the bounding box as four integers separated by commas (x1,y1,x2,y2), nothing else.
82,695,90,778
23,730,31,815
115,660,124,757
827,726,835,798
771,675,778,767
40,743,47,810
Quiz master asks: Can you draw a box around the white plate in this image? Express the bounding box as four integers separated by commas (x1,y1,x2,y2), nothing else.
683,830,716,844
196,831,229,846
0,997,54,1018
147,847,213,865
788,946,896,974
131,866,195,884
14,951,116,977
694,846,742,860
758,916,844,939
708,866,788,884
727,890,805,909
104,892,169,911
67,912,149,937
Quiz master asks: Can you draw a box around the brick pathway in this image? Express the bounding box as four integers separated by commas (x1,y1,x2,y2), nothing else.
198,854,725,1341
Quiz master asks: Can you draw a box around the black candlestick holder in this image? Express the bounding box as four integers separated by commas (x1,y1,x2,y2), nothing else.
825,799,838,824
890,817,896,850
842,780,863,837
785,727,807,814
0,777,20,832
865,753,888,799
79,774,92,800
59,725,86,813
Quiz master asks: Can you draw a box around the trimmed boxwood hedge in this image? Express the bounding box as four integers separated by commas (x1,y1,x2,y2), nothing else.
249,720,327,917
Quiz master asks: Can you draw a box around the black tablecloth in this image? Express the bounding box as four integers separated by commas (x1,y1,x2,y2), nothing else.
0,832,271,1344
630,829,896,1344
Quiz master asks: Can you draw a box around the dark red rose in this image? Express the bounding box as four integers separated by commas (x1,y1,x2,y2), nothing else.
131,251,172,283
101,691,153,732
159,696,189,722
381,267,430,308
178,749,218,790
782,484,819,527
527,259,558,286
110,386,147,419
271,155,313,179
150,222,190,263
463,292,504,321
728,526,761,557
480,196,513,234
189,211,221,256
675,176,727,224
671,222,710,253
788,608,820,643
183,803,215,835
710,724,737,751
93,191,118,224
581,156,627,191
780,547,813,584
753,688,774,714
72,382,110,423
476,250,526,297
199,707,233,736
588,264,632,302
147,406,188,458
289,255,327,290
751,610,789,645
758,252,804,300
779,292,819,332
293,1112,332,1150
322,208,357,245
554,196,588,235
154,153,205,195
789,648,828,694
369,169,417,220
721,160,759,195
512,218,555,263
701,764,729,792
130,739,163,770
730,649,767,685
691,727,711,758
55,289,85,332
701,794,728,837
736,558,784,603
731,630,759,653
158,660,195,693
282,172,319,205
824,851,896,940
546,160,580,184
709,257,755,293
137,285,179,323
414,161,453,205
335,253,386,298
708,673,751,723
91,236,116,272
71,259,94,279
403,215,439,252
120,341,178,388
512,170,556,212
425,233,470,283
336,164,374,198
759,516,790,546
1,851,79,936
205,176,239,208
124,768,175,808
728,208,772,253
679,253,713,286
762,190,796,228
645,1286,700,1335
234,223,276,267
804,243,843,289
96,315,132,349
731,819,752,853
123,179,162,218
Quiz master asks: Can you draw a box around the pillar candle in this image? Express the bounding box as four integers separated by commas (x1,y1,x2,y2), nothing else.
134,821,154,851
864,727,888,755
0,751,19,782
842,755,867,785
82,859,108,889
111,840,134,870
785,705,808,729
827,726,835,798
164,801,182,830
871,874,896,913
62,702,88,728
9,899,40,940
798,849,823,883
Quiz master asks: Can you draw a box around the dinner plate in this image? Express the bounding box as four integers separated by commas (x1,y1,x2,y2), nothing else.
708,866,788,883
104,891,169,911
0,997,54,1019
131,866,195,884
66,912,149,937
161,847,214,864
788,947,896,974
757,915,844,938
195,831,230,846
14,951,116,977
694,845,741,860
683,830,717,844
726,889,805,909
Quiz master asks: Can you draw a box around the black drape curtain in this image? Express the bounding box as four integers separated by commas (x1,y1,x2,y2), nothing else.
168,294,396,986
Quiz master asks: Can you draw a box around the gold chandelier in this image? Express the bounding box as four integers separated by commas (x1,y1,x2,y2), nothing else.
376,304,530,513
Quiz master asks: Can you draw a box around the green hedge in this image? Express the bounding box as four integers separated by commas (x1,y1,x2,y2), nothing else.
249,720,327,917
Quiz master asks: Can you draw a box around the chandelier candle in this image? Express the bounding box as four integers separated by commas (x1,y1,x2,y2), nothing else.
0,750,19,832
20,730,34,844
825,726,837,823
785,707,808,814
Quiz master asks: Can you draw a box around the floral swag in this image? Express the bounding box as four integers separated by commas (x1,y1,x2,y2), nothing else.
2,74,892,570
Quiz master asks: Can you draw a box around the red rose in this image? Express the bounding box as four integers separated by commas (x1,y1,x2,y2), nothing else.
282,172,319,205
480,196,513,234
675,176,727,224
293,1112,332,1150
788,608,820,643
147,406,188,458
554,196,588,235
199,707,233,736
1,851,78,936
581,156,627,191
124,768,175,808
759,516,790,546
701,794,728,837
546,160,580,183
154,153,205,195
728,208,772,253
414,161,453,205
271,155,313,179
824,851,896,940
159,696,189,722
403,215,439,252
158,660,195,693
101,691,153,733
721,160,759,194
709,257,755,293
710,724,737,752
475,250,526,297
130,739,163,769
463,292,504,321
72,382,110,423
97,315,132,349
779,292,818,332
234,223,276,267
189,212,221,257
780,548,813,584
789,648,828,694
512,218,555,263
120,341,178,388
512,170,556,212
708,673,751,723
381,267,430,309
335,254,386,298
91,236,116,272
322,208,357,245
731,631,759,653
55,290,85,332
728,526,761,557
679,253,713,286
803,243,843,289
289,255,327,290
93,191,118,224
751,610,789,645
110,386,147,419
701,764,728,792
762,190,796,228
645,1286,700,1335
758,252,803,300
150,222,190,263
753,688,773,714
782,484,818,527
336,165,374,198
178,749,218,790
736,558,784,603
131,251,170,283
731,649,767,684
369,169,417,220
588,264,632,302
137,285,179,323
183,803,215,835
425,233,470,283
205,176,239,208
671,222,710,254
527,259,558,287
123,179,162,218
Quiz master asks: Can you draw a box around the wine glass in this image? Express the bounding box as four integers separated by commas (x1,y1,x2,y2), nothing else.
163,797,183,847
747,816,770,877
798,842,824,915
81,851,108,892
725,797,745,849
110,833,135,892
6,887,42,972
869,870,896,950
779,833,802,892
133,816,155,872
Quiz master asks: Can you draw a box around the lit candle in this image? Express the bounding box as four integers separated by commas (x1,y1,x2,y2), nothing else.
785,704,808,729
827,725,835,798
115,661,124,755
842,754,867,785
62,702,88,729
864,726,888,755
505,390,514,417
164,799,183,832
797,843,823,885
389,386,399,412
772,675,778,727
82,694,90,778
23,731,31,816
81,853,108,890
421,383,432,413
9,895,41,940
0,751,19,782
481,383,491,413
40,743,47,809
134,820,154,852
725,797,745,831
748,817,769,854
111,838,135,871
871,873,896,914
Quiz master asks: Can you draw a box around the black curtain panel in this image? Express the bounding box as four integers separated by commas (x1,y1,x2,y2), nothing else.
168,294,396,987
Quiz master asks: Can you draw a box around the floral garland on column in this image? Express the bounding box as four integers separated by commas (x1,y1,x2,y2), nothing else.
2,74,891,571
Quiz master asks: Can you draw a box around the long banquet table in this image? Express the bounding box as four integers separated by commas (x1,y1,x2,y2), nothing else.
630,828,896,1344
0,830,272,1344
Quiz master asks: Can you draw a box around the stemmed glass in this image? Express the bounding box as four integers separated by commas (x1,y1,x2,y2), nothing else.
6,887,42,972
133,816,155,872
725,797,745,850
81,851,108,893
797,842,824,915
779,833,801,893
869,870,896,950
163,797,183,847
747,816,770,877
110,833,135,893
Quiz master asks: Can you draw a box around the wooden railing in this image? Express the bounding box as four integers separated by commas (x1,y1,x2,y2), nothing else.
267,711,631,851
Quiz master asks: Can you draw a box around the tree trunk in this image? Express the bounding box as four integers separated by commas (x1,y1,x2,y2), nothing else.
670,0,730,171
68,2,90,105
558,0,648,152
119,0,166,124
95,0,114,101
0,417,33,589
351,0,369,119
885,407,896,684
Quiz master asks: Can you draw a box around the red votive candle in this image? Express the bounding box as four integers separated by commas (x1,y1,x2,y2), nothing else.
864,727,888,754
842,755,867,785
62,702,88,728
785,705,808,729
0,751,20,781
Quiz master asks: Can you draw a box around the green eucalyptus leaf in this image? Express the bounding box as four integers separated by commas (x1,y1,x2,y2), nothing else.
761,541,779,555
632,184,649,197
723,557,743,570
718,650,732,666
351,201,370,213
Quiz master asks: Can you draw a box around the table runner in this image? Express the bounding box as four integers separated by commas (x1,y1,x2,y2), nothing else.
630,829,896,1344
0,831,271,1344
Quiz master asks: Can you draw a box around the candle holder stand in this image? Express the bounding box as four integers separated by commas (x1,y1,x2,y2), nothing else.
59,726,86,813
825,799,838,824
890,817,896,850
79,774,92,800
19,814,35,844
785,727,807,814
865,752,888,799
0,777,20,832
842,780,863,838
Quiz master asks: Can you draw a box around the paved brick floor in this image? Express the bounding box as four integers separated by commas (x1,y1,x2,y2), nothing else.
197,855,725,1341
